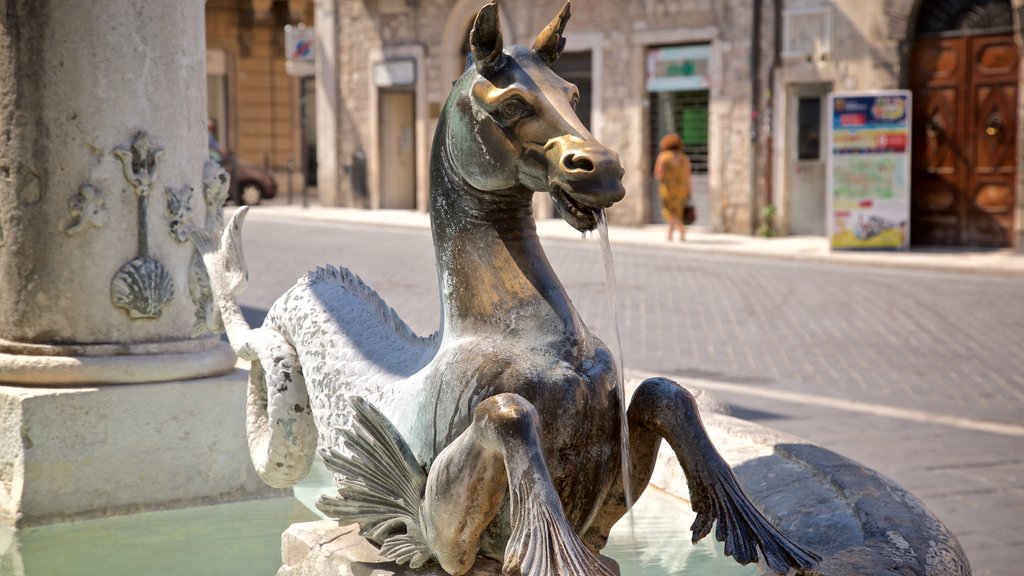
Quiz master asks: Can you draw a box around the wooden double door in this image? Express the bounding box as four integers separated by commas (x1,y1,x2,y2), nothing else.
910,34,1018,247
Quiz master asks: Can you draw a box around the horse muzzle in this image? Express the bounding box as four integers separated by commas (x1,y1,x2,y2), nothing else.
545,137,626,232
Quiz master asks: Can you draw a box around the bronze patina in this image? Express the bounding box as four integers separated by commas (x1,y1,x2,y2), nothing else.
193,2,819,574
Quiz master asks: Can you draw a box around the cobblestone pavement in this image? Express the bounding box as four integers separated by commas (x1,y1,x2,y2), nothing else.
237,212,1023,575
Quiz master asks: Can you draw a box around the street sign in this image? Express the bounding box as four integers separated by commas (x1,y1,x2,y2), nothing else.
285,24,315,77
827,90,912,250
645,44,710,92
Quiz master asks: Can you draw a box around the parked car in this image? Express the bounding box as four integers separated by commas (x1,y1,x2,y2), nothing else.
221,154,278,206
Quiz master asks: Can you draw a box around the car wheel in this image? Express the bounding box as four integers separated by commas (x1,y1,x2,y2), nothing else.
240,183,263,206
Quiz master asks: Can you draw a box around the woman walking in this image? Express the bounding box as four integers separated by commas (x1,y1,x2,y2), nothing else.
654,133,692,241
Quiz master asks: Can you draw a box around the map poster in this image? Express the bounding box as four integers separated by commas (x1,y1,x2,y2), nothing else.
827,91,912,250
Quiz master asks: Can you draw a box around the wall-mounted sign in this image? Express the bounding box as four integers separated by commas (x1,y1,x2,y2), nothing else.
285,24,315,77
646,44,710,92
374,59,416,88
827,90,912,250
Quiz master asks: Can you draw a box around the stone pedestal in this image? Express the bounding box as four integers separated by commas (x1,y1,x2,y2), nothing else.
278,522,503,576
0,369,276,527
0,0,258,525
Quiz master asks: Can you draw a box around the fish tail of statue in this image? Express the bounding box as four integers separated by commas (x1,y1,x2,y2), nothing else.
244,336,317,488
317,397,435,570
628,378,821,574
192,207,318,488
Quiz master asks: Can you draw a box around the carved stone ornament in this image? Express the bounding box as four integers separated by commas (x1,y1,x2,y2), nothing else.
192,3,821,575
65,183,109,236
110,131,174,319
166,184,195,242
189,250,221,336
112,130,164,197
186,160,231,336
201,159,229,230
111,255,175,319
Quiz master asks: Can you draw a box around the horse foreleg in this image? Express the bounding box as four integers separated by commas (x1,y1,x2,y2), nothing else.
423,393,616,576
616,377,819,574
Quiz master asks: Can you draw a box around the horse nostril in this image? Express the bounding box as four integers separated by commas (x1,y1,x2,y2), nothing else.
562,153,595,173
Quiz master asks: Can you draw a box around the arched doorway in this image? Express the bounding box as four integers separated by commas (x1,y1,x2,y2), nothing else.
909,0,1018,247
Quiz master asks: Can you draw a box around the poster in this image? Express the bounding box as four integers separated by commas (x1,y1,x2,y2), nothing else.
827,91,911,250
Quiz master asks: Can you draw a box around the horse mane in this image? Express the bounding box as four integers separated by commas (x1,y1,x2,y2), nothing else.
301,264,440,347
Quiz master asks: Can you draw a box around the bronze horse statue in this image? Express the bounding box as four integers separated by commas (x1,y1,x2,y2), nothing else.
193,2,818,574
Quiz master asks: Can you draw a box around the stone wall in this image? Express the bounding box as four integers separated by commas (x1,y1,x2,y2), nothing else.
332,0,765,230
330,0,1023,244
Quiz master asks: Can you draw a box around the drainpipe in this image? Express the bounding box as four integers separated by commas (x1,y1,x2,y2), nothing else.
750,0,763,234
766,0,783,208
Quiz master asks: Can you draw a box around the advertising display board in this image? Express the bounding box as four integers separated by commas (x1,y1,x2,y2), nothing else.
827,91,912,250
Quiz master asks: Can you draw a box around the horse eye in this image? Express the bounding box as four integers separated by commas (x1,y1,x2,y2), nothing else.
498,99,529,121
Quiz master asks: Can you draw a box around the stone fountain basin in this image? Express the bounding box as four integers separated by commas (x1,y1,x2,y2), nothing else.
279,376,970,576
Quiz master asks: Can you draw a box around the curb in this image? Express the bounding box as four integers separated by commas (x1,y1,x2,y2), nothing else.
238,204,1024,276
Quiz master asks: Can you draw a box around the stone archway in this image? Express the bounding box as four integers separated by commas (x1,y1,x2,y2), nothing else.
908,0,1019,247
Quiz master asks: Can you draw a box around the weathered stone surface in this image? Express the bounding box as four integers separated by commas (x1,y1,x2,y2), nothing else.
640,379,972,576
278,522,505,576
0,0,233,385
0,369,279,527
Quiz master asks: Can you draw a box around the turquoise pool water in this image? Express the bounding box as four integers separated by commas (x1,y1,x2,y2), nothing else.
5,464,757,576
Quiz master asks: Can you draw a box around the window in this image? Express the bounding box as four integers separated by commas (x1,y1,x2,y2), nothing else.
797,96,821,161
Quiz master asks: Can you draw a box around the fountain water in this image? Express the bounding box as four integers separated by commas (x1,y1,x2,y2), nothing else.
596,211,639,570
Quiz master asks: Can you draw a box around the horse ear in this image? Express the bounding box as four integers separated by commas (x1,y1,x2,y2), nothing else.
532,1,570,65
470,1,503,75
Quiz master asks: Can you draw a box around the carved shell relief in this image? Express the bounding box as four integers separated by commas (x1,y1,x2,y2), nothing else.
111,255,175,319
110,130,175,319
66,183,109,236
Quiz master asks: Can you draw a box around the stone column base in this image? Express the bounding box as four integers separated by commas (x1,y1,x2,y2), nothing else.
0,339,237,386
0,368,278,527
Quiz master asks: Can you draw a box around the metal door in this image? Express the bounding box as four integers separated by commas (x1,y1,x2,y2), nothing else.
910,34,1017,247
787,86,829,236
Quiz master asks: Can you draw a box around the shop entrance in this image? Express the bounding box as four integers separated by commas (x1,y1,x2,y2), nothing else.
649,91,709,225
378,90,416,209
646,45,710,225
909,1,1017,247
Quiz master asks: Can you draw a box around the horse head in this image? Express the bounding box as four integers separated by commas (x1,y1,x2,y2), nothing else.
442,1,625,232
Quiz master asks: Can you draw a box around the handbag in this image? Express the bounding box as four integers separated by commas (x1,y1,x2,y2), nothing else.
683,201,696,226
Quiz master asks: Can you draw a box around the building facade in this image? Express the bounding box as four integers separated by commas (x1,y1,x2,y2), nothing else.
318,0,766,230
314,0,1023,249
206,0,316,194
773,0,1022,249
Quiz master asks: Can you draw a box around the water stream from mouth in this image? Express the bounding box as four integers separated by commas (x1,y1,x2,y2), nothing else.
595,210,639,567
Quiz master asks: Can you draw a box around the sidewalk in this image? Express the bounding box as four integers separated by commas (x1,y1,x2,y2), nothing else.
247,198,1024,275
